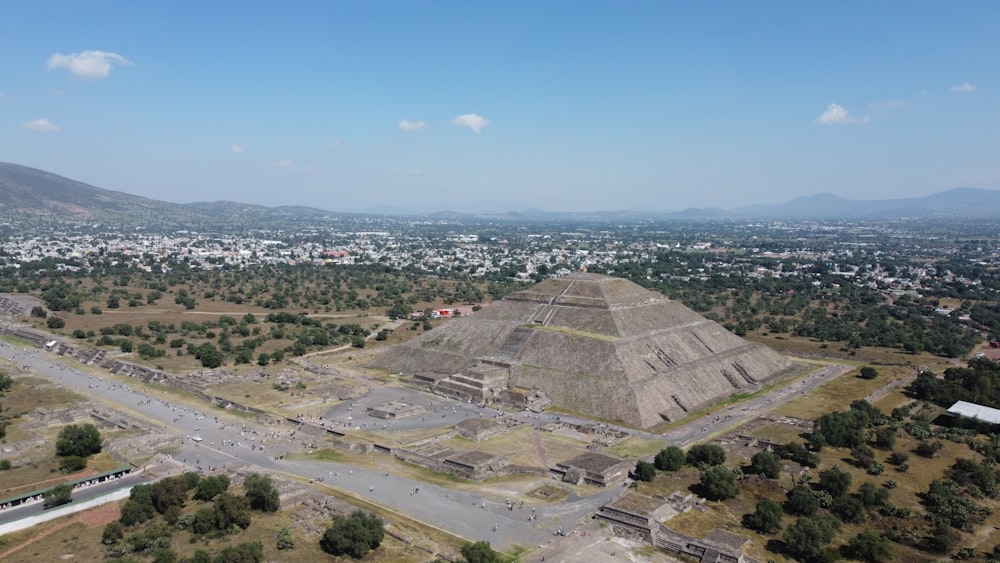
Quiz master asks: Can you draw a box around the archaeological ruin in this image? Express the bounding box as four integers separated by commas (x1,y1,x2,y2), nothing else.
370,273,794,429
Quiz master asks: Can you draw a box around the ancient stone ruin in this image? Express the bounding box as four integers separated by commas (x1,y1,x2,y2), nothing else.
371,273,793,429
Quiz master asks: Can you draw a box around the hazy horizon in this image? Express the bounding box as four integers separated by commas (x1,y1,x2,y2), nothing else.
2,2,997,213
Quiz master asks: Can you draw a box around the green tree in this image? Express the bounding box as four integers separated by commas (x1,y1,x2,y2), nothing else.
120,484,156,526
686,444,726,467
860,366,879,379
845,530,893,562
634,460,656,482
320,510,385,558
699,466,739,501
654,446,686,471
743,498,783,534
459,540,503,563
193,475,230,501
831,495,865,523
55,423,102,457
244,473,280,512
150,476,188,514
817,466,852,498
191,507,218,535
749,450,782,478
46,316,65,329
196,342,224,368
102,520,125,544
213,541,264,563
44,483,73,507
214,493,252,531
152,548,177,563
786,485,818,516
858,482,890,508
783,514,840,562
874,427,895,450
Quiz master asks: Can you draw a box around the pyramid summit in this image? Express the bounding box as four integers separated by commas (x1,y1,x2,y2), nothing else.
370,273,794,429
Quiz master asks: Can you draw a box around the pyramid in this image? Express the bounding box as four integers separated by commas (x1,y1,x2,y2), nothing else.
369,273,793,429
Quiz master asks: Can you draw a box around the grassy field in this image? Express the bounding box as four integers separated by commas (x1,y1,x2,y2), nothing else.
775,365,914,420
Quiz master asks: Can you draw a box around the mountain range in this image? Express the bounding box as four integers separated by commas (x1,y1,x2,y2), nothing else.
2,161,1000,227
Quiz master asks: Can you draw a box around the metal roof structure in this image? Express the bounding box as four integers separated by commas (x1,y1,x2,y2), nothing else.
947,400,1000,425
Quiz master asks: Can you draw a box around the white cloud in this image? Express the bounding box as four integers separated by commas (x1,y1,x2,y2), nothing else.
230,145,245,154
399,119,427,132
950,82,975,93
816,103,869,125
273,160,296,169
22,118,59,132
453,113,490,133
46,50,132,78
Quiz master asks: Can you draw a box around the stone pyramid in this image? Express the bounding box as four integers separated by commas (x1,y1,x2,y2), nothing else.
369,273,793,429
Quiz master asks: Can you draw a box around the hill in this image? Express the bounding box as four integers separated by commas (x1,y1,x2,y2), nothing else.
0,162,201,226
4,161,1000,226
0,163,337,230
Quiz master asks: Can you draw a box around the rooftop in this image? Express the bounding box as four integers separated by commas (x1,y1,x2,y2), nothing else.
947,400,1000,424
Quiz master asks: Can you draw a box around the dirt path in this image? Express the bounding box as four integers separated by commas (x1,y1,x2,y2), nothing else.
532,428,549,470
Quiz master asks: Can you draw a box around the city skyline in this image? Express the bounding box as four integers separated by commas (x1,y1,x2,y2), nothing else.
1,1,997,213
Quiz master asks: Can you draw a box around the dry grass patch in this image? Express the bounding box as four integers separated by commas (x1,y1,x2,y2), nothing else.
208,381,304,411
606,436,668,459
0,519,107,562
775,366,909,420
746,422,808,445
0,377,84,415
747,332,955,370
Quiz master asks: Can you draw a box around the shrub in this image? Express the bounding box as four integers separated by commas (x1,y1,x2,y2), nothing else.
699,466,739,501
686,444,726,467
459,540,503,563
277,527,295,550
845,530,893,562
244,473,280,512
43,483,73,507
786,485,818,516
743,498,783,534
59,455,87,473
783,514,840,562
193,475,230,501
817,466,852,498
55,423,102,457
749,450,782,478
320,510,384,558
634,461,656,482
654,446,686,471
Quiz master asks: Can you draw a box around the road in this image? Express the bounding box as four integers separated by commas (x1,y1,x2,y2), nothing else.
0,340,849,550
0,341,622,549
661,362,853,445
0,470,149,527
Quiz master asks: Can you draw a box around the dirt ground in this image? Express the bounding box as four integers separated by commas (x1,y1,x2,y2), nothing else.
0,503,120,561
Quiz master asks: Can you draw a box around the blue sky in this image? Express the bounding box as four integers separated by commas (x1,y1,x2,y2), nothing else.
1,1,997,213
